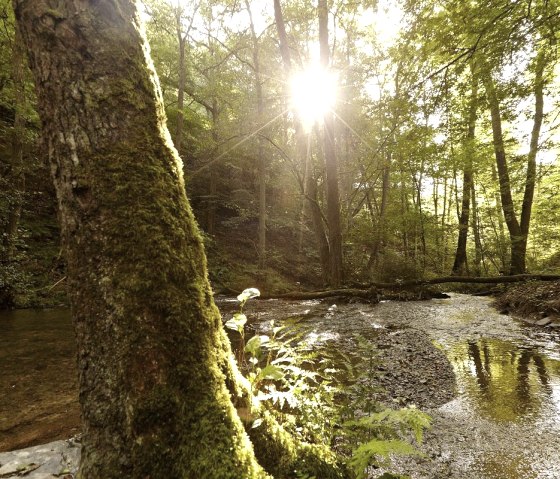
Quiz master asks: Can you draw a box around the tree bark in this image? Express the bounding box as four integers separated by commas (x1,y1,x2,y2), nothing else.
452,69,477,275
13,2,345,478
318,0,343,286
246,0,267,270
307,172,331,284
175,7,186,154
366,155,390,271
519,48,546,259
482,70,525,274
207,102,220,235
483,49,548,275
471,181,484,275
273,0,331,281
1,22,26,263
273,0,292,72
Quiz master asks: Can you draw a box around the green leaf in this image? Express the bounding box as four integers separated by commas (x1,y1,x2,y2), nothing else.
245,335,269,356
237,287,261,304
225,313,247,333
349,439,422,479
258,364,284,381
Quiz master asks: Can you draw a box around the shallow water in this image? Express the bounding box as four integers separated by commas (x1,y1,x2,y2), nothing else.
0,308,79,452
2,294,560,477
233,294,560,478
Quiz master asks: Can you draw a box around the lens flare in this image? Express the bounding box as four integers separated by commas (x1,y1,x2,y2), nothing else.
290,66,338,132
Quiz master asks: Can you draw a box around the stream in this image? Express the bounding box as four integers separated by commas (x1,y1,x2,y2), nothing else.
1,294,560,478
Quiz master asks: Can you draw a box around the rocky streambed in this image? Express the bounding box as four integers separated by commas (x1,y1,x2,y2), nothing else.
1,293,560,478
226,293,560,478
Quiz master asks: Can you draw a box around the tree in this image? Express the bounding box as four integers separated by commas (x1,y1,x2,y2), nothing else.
13,1,344,477
451,64,478,275
173,0,199,156
318,0,343,286
0,1,30,307
481,45,548,274
245,0,267,270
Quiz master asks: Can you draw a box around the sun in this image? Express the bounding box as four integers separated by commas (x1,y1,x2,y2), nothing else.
290,66,338,132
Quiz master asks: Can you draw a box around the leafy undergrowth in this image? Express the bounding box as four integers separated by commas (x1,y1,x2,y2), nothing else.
494,280,560,319
227,288,432,479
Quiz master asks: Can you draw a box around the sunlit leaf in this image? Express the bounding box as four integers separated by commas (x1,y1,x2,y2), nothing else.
245,334,269,356
258,364,284,381
225,313,247,333
237,287,261,304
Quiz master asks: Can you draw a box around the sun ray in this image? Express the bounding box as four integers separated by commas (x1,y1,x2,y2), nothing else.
332,111,377,153
191,108,290,177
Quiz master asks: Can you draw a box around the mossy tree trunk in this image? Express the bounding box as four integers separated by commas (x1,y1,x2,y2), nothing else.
1,22,25,264
13,2,345,478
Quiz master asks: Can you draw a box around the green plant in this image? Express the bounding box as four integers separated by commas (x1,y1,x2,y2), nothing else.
343,406,431,479
225,287,260,365
334,334,431,479
226,289,432,479
226,289,340,444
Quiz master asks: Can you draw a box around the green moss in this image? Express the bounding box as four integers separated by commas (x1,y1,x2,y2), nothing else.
294,444,349,479
28,7,347,477
45,9,66,21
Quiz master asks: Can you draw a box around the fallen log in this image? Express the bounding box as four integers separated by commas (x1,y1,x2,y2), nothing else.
261,274,560,301
265,288,380,301
355,273,560,288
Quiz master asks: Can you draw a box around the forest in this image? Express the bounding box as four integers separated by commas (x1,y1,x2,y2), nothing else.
1,0,559,306
0,0,560,478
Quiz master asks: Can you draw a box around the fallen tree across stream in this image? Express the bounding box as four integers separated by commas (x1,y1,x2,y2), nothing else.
263,274,560,301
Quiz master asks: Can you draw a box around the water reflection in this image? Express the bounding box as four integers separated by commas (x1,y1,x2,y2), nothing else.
449,338,560,422
473,453,537,479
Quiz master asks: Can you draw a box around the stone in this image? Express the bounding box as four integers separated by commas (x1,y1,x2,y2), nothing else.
0,439,80,479
535,317,552,326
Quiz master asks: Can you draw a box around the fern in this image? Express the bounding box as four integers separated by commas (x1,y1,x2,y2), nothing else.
349,439,422,479
227,290,432,479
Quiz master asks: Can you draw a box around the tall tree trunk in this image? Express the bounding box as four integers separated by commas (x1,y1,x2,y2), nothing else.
273,0,329,280
519,48,546,265
452,71,478,275
399,163,410,257
412,170,426,268
488,163,508,270
482,70,524,274
307,173,331,284
318,0,343,286
471,181,483,275
367,155,390,270
273,0,291,70
483,50,547,275
175,9,186,154
207,103,220,235
246,0,267,270
14,2,345,478
297,130,312,253
2,23,25,263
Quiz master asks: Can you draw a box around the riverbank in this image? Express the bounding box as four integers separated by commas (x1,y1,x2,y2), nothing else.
2,294,560,479
494,280,560,326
